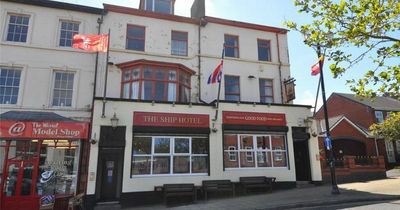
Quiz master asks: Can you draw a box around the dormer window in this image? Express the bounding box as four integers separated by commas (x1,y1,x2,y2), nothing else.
143,0,174,14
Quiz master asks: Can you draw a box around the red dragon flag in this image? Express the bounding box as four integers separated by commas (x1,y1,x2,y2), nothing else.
311,56,324,76
72,34,109,52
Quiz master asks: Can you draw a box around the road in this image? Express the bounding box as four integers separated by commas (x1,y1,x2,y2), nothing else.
293,200,400,210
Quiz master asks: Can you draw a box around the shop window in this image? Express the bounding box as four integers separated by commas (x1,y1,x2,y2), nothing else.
59,20,79,47
121,62,192,103
52,71,75,107
259,78,274,103
224,35,239,58
223,134,287,169
224,75,240,101
126,25,145,51
258,39,271,61
131,136,208,176
6,14,30,43
171,31,188,56
0,140,80,197
0,68,21,104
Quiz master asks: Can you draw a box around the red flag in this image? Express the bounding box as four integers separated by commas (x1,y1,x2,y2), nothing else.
72,34,109,52
311,56,324,76
207,60,224,84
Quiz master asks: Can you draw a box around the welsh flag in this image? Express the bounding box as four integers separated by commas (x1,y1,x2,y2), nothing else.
72,34,109,52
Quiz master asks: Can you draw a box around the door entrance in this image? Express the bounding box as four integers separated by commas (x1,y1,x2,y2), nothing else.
294,140,311,181
98,148,123,202
2,145,40,210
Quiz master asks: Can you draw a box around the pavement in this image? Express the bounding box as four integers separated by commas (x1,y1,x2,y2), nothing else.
96,169,400,210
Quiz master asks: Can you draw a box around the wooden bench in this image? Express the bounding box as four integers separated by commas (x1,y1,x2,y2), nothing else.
163,184,196,204
239,176,276,194
202,180,235,200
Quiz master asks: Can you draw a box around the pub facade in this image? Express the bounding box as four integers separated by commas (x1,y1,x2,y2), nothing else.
85,0,322,208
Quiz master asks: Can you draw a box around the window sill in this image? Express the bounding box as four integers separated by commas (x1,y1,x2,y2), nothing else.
224,167,288,171
131,173,208,178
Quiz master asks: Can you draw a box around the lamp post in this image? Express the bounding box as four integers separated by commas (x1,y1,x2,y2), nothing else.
316,44,340,195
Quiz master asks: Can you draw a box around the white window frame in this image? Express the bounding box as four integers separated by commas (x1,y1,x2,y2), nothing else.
223,134,288,169
228,146,237,161
0,67,23,105
245,146,254,162
145,0,173,14
132,136,208,177
50,70,77,108
4,13,31,43
58,20,80,47
375,111,384,123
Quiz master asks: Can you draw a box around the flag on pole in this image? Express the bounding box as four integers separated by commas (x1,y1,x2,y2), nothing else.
311,56,324,76
208,48,225,84
207,60,224,84
72,34,109,52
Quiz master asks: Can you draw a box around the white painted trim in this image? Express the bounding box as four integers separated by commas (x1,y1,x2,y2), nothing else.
328,116,373,138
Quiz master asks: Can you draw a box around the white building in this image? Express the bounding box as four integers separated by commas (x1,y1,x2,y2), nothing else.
0,0,322,209
0,1,102,209
86,0,322,208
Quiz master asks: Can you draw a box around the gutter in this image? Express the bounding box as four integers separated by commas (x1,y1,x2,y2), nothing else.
197,17,208,104
276,33,284,103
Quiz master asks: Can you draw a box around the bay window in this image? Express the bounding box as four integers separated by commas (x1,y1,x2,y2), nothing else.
131,136,209,176
120,61,192,103
223,134,287,169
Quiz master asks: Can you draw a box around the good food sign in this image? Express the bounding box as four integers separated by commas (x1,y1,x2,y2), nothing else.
0,120,89,139
223,111,286,126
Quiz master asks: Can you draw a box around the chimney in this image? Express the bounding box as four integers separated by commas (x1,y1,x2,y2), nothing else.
191,0,205,18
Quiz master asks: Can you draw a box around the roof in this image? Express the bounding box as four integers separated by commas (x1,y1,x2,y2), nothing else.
3,0,104,15
335,93,400,111
317,115,372,138
104,4,288,34
0,111,77,122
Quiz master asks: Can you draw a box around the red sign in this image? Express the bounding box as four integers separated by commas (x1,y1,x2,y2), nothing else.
0,120,89,139
223,111,286,126
133,112,209,128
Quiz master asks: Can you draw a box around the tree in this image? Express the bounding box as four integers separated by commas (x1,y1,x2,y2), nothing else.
370,112,400,141
285,0,400,99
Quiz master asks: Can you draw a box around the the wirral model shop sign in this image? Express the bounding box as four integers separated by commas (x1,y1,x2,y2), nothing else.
222,111,286,126
133,112,209,128
0,120,89,139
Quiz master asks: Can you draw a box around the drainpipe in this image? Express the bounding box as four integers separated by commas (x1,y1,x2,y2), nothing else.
197,17,208,104
276,33,284,103
85,12,103,195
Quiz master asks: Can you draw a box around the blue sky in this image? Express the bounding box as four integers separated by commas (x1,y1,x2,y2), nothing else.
58,0,364,108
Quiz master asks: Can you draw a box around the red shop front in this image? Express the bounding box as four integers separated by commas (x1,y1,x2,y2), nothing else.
0,111,89,210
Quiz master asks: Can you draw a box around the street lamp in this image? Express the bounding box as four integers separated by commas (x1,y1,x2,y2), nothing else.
305,32,340,194
110,112,119,129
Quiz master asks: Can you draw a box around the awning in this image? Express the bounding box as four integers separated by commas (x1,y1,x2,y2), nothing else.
0,111,89,139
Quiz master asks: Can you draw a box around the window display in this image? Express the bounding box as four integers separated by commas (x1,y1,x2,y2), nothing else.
223,134,287,169
131,136,208,176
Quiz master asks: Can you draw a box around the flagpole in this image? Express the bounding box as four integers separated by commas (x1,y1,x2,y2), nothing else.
213,45,225,121
101,28,111,118
317,45,340,195
313,76,321,116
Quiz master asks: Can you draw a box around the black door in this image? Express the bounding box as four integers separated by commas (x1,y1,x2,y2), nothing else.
293,140,311,181
99,150,122,202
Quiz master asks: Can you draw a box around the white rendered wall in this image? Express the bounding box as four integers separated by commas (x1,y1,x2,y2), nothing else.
0,2,101,120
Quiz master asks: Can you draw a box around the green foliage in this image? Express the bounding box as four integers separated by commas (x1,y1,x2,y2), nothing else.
370,112,400,141
285,0,400,99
